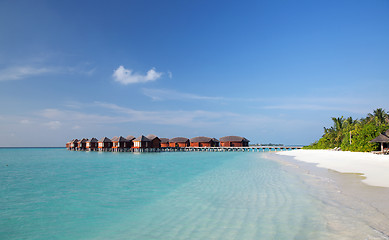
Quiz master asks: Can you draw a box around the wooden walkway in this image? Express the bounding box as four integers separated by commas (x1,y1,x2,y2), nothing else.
157,146,302,152
71,146,302,152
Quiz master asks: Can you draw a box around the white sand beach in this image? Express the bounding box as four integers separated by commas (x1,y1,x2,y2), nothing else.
270,150,389,238
277,150,389,188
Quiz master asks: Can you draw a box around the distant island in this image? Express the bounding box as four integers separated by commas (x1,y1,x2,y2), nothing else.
304,108,389,152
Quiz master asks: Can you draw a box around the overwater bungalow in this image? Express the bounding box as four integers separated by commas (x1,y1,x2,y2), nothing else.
169,137,190,147
190,136,217,147
86,138,98,151
78,138,88,150
160,138,170,148
146,134,161,148
112,136,130,150
369,129,389,153
220,136,250,147
126,135,136,148
126,135,135,141
212,138,220,147
70,139,79,150
133,135,151,148
98,137,113,151
66,134,254,151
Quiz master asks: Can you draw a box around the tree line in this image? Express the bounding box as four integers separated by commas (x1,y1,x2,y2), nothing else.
304,108,389,152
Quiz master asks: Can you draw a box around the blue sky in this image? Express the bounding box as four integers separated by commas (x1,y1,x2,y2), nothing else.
0,0,388,147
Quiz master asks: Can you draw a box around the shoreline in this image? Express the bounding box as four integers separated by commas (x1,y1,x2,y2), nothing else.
266,150,389,238
276,149,389,188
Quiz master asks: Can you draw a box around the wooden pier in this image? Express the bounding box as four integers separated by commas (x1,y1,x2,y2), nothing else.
160,146,302,152
71,146,302,153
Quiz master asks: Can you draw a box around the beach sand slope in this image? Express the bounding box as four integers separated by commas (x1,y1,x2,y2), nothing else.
277,150,389,188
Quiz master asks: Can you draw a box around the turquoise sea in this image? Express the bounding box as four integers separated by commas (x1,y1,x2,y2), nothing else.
0,148,387,239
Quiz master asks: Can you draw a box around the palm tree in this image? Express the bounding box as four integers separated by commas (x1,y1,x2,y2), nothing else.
367,108,389,125
330,116,345,147
331,117,344,132
344,117,355,126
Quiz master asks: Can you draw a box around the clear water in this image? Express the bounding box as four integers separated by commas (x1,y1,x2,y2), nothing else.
0,148,377,239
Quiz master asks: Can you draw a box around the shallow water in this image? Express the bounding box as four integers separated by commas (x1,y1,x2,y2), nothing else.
267,153,389,240
0,148,387,239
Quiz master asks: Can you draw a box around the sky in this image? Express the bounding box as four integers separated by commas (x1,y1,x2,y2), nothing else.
0,0,388,147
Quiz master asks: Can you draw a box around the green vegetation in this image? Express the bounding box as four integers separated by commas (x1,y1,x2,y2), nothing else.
304,108,389,152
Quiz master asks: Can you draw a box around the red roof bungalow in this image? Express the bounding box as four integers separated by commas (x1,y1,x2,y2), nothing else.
133,135,151,148
146,134,161,148
112,136,130,149
78,138,88,150
212,138,220,147
86,138,98,150
190,136,218,147
126,135,135,148
70,139,79,150
98,137,113,150
169,137,190,148
160,138,170,148
220,136,249,147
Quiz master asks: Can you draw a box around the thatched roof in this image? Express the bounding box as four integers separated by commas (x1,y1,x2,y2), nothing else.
170,137,189,143
99,137,112,143
79,138,88,143
212,138,220,142
87,138,98,143
219,136,249,142
118,136,128,142
112,136,128,142
126,135,135,141
146,134,159,140
134,135,151,142
160,138,169,143
71,139,79,143
190,136,213,143
370,130,389,143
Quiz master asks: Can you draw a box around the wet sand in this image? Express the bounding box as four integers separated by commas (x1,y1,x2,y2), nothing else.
277,149,389,188
265,151,389,239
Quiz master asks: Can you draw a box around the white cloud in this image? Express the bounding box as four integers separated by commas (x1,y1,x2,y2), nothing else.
39,102,239,127
142,88,223,101
20,119,31,124
40,109,63,118
38,108,118,123
263,104,345,111
261,98,375,114
0,66,53,81
0,101,325,146
44,121,62,130
66,62,96,76
167,71,173,79
85,68,96,76
94,101,231,126
113,65,162,84
0,63,96,82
